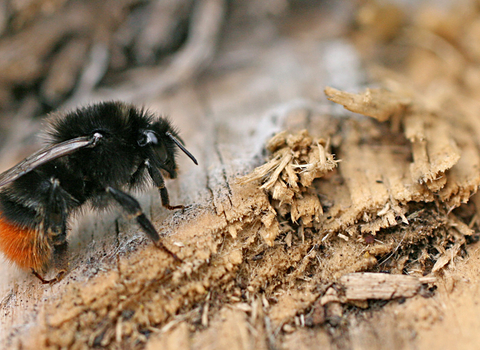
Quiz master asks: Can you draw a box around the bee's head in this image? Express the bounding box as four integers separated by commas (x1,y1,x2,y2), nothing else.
138,119,197,178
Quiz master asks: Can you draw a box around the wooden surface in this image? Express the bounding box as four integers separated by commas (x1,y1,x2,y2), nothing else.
1,1,480,349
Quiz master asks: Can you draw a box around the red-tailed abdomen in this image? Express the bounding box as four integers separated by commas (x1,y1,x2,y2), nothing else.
0,215,50,271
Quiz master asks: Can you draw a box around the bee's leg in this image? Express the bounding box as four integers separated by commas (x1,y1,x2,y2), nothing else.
32,178,72,284
49,241,68,283
128,160,148,187
147,163,184,210
31,265,66,285
31,269,52,284
106,187,180,261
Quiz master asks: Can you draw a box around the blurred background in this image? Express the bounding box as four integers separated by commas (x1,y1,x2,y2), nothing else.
0,0,466,167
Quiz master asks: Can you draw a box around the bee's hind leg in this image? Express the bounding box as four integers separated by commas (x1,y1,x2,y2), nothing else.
31,266,66,284
31,241,68,284
32,178,72,284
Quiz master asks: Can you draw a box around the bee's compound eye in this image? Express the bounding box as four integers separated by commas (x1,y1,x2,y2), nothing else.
152,142,168,163
138,131,158,147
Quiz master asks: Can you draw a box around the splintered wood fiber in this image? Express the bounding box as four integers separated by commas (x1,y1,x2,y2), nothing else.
325,86,480,207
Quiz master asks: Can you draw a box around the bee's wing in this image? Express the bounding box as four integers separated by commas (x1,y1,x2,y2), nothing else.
0,134,100,187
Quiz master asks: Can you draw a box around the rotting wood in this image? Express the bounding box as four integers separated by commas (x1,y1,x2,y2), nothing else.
3,96,476,348
325,86,478,206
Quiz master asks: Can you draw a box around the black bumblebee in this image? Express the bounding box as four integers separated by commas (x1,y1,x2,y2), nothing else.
0,101,198,284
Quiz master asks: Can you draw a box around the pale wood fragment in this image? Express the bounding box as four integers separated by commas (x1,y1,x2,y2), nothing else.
339,273,436,301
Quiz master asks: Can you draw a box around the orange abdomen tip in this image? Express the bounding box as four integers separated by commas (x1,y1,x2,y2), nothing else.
0,215,50,271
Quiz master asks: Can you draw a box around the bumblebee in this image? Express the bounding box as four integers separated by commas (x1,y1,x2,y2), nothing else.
0,101,198,283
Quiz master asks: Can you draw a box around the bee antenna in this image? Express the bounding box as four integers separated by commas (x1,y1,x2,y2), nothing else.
166,132,198,165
